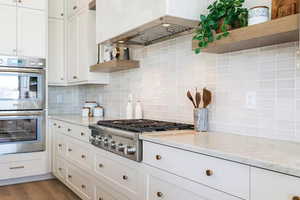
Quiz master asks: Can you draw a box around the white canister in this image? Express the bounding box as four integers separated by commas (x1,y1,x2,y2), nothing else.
82,107,90,117
248,6,269,26
84,101,98,116
94,106,104,117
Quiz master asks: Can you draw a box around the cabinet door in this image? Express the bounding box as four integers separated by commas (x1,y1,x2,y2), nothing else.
0,0,16,6
68,0,78,17
48,19,65,84
17,0,46,10
49,0,65,19
18,8,46,58
251,168,300,200
67,16,79,82
0,5,17,56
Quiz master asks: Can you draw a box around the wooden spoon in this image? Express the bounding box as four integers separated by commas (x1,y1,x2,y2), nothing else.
203,88,212,108
187,90,196,108
195,88,201,108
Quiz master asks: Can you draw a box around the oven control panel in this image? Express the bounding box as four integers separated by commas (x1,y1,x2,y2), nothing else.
0,56,46,68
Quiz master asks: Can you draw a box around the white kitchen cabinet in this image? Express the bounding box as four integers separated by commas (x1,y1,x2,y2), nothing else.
251,167,300,200
49,0,65,19
144,164,241,200
0,5,17,56
17,0,46,10
68,0,88,17
48,19,66,85
67,15,79,83
0,0,16,6
18,8,46,58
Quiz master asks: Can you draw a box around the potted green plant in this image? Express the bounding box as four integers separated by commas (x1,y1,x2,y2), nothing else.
193,0,248,54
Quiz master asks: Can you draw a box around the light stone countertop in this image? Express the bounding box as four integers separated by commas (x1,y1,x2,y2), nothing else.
49,115,106,127
140,131,300,177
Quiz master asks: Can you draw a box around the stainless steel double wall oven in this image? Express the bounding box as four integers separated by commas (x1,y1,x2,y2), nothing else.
0,56,46,154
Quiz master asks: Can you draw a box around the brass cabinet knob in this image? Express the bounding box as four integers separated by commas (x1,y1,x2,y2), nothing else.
81,132,85,136
81,184,86,189
205,169,213,176
81,155,86,159
60,13,64,16
68,148,72,152
68,175,72,178
58,125,61,128
67,128,71,132
99,198,103,200
98,164,104,168
156,192,163,198
58,144,62,147
122,175,128,180
293,197,300,200
155,155,162,160
73,6,77,10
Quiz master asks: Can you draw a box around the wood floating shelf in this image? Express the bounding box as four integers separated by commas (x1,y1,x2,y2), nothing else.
192,14,299,54
89,0,96,10
90,60,140,73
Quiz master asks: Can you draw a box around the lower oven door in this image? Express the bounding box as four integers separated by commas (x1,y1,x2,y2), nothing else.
0,110,45,154
0,67,45,110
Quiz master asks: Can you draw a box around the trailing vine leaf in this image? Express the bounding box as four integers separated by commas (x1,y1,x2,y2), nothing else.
193,0,248,53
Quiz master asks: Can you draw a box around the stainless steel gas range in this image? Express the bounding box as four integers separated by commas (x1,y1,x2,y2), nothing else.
89,119,193,162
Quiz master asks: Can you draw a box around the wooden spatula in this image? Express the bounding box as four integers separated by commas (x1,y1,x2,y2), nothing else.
203,88,212,108
195,88,201,108
187,90,196,108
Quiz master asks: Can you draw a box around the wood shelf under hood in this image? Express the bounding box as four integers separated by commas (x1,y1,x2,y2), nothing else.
89,0,96,10
192,14,299,54
90,60,140,73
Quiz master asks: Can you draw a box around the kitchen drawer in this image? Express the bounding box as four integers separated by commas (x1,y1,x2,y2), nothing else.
143,142,250,199
146,165,241,200
66,138,93,170
95,153,138,193
55,157,67,181
70,124,91,143
251,167,300,200
0,163,10,180
8,159,47,179
52,120,69,134
55,133,67,158
67,164,93,200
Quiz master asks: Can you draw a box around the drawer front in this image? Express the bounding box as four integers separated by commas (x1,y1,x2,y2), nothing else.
251,167,300,200
143,142,250,199
55,157,67,181
67,164,93,200
55,133,67,157
71,125,91,143
95,153,138,193
52,120,69,134
146,165,241,200
9,159,46,178
66,139,92,170
0,163,10,180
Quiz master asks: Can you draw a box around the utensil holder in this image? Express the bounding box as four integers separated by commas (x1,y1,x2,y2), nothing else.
194,108,209,132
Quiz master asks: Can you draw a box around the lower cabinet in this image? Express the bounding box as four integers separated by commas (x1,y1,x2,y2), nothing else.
251,167,300,200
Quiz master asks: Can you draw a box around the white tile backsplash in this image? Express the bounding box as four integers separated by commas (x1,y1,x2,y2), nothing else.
49,35,299,142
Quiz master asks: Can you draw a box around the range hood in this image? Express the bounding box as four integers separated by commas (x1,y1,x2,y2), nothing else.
96,0,206,46
106,16,198,46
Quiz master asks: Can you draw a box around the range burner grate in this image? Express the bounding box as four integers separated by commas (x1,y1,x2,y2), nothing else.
97,119,194,133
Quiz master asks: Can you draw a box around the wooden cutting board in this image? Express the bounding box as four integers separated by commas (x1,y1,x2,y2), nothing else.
272,0,299,19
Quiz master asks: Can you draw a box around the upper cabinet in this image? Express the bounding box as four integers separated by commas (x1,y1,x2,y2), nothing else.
96,0,207,45
0,1,46,58
0,4,17,56
18,8,46,58
0,0,16,6
17,0,46,10
49,0,65,19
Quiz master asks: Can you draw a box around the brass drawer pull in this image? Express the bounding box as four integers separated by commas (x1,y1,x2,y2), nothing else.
58,125,61,128
122,175,128,180
68,148,72,152
293,197,300,200
73,6,77,10
81,155,86,159
156,192,163,198
98,164,104,168
81,132,85,136
58,144,62,147
81,184,86,189
68,175,72,178
99,198,103,200
206,169,213,176
10,166,24,170
67,128,71,132
156,155,162,160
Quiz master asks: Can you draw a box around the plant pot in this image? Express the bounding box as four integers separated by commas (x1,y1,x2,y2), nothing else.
216,18,232,33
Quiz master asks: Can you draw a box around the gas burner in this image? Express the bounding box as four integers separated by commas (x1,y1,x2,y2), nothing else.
96,119,194,133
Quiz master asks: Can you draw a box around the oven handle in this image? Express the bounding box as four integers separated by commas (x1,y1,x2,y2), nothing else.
0,67,44,74
0,111,44,116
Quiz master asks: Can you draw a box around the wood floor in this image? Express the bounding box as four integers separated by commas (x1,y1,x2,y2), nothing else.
0,179,81,200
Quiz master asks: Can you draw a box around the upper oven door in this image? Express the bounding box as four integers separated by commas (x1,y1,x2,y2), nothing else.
0,67,45,110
